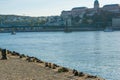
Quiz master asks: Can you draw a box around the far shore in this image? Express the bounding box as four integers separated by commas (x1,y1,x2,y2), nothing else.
0,48,105,80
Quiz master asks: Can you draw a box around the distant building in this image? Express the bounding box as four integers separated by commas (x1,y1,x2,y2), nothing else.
102,4,120,13
61,11,71,18
60,0,120,26
38,17,47,21
45,16,63,26
61,11,72,26
112,18,120,27
61,0,120,17
86,8,97,16
71,7,87,17
66,18,72,26
61,0,100,19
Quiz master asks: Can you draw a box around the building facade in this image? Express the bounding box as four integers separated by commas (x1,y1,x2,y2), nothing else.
102,4,120,13
112,18,120,27
71,7,87,17
60,0,120,26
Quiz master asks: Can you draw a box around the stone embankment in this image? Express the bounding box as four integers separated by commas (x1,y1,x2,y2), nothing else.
0,48,105,80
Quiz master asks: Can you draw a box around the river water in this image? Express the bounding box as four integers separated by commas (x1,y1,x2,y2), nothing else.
0,31,120,80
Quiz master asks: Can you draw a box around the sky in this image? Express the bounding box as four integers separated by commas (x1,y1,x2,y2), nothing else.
0,0,119,17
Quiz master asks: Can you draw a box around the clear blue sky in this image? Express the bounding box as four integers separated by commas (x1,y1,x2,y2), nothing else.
0,0,119,16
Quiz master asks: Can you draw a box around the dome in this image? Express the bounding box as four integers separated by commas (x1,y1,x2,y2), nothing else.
94,0,99,4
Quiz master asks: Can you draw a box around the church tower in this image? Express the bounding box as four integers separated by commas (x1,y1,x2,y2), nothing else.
94,0,99,11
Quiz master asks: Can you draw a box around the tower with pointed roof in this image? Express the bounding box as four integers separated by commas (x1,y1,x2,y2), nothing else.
94,0,100,11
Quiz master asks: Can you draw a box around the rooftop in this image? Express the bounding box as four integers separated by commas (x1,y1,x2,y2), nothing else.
72,7,87,10
103,4,120,7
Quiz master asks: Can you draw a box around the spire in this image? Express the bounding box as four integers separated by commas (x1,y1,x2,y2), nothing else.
94,0,99,10
94,0,99,4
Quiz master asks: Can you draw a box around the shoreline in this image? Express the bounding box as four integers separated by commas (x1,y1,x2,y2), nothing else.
0,48,105,80
0,29,120,33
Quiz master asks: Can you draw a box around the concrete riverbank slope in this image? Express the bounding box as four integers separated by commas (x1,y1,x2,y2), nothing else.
0,48,105,80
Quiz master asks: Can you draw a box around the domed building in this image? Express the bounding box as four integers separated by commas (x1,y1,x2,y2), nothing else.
60,0,120,26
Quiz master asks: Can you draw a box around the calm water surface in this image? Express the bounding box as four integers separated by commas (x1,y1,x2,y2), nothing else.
0,32,120,80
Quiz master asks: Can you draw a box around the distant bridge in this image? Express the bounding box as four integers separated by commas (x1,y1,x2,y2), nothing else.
0,26,80,33
1,25,120,33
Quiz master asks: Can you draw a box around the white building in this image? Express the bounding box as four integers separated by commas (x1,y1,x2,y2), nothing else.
45,16,63,26
112,18,120,27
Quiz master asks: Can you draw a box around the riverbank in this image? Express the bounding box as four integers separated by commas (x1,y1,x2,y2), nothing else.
0,48,105,80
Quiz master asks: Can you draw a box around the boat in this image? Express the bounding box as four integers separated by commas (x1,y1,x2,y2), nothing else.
11,27,16,35
104,27,113,32
64,29,72,33
11,31,16,35
64,26,72,33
